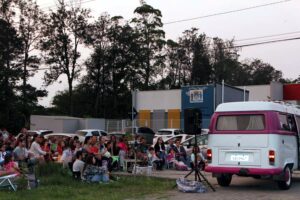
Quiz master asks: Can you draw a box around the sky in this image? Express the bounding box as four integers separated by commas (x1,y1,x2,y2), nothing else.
33,0,300,107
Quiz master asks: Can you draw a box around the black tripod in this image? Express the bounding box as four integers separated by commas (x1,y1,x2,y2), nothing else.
184,133,216,192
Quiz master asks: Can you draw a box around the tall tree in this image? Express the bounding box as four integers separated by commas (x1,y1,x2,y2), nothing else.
178,28,198,85
0,18,23,132
17,0,46,126
131,2,165,89
210,37,240,84
84,14,111,117
84,15,136,118
190,34,211,85
41,0,90,115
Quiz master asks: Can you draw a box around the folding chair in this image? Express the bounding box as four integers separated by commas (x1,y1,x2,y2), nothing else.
0,174,18,191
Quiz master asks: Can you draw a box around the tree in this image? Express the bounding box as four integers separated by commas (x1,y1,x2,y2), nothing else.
210,37,240,85
243,59,283,85
17,0,47,126
41,0,90,115
190,34,211,85
0,18,24,132
84,15,136,118
84,14,111,117
0,0,16,23
131,2,165,89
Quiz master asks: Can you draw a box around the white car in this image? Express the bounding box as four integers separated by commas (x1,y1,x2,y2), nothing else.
75,129,108,142
181,130,209,156
152,134,192,147
153,128,184,144
16,130,53,139
28,130,53,136
44,133,77,140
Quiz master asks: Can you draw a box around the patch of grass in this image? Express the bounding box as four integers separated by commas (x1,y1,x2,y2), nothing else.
0,163,174,200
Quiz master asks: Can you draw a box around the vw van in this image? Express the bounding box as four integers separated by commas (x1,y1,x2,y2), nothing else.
205,101,300,190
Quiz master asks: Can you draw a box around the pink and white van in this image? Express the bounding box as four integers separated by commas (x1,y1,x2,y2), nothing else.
205,101,300,190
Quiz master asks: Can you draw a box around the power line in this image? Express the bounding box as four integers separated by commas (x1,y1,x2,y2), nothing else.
164,0,292,25
234,36,300,48
236,30,300,42
40,0,97,11
31,36,300,72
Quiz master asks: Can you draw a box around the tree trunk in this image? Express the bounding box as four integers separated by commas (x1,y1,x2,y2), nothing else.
68,79,74,116
22,51,29,127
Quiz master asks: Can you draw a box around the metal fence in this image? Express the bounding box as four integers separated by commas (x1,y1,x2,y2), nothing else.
105,119,182,133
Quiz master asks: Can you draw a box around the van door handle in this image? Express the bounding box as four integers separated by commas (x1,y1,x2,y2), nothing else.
282,140,284,144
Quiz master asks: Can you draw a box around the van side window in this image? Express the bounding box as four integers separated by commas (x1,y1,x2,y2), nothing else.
279,114,290,131
288,115,297,132
279,113,297,132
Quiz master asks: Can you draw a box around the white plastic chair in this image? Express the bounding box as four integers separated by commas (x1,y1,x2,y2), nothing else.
0,174,18,191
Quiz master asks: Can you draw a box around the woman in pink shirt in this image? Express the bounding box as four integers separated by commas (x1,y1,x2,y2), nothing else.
0,154,21,176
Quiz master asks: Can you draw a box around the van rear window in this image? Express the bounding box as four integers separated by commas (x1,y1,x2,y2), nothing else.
216,114,265,131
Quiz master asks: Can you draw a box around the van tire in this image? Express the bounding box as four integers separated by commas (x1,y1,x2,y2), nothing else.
277,167,292,190
217,174,232,187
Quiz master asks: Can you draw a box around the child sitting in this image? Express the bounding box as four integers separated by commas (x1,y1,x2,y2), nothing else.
166,148,176,168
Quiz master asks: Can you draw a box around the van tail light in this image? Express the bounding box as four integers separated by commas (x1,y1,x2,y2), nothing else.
269,150,275,165
207,149,212,163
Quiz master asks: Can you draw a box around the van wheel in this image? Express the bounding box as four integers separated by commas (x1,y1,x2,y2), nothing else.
217,174,232,187
277,167,292,190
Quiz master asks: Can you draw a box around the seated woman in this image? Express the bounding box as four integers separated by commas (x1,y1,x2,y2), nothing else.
154,137,166,167
82,154,108,183
148,147,164,170
136,138,148,164
190,146,206,171
0,153,21,177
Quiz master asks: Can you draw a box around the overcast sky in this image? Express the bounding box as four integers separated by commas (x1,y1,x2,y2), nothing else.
33,0,300,107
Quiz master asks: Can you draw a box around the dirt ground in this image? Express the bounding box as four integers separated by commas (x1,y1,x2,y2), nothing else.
120,170,300,200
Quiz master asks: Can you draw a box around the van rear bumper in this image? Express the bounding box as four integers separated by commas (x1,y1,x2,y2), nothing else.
205,166,282,175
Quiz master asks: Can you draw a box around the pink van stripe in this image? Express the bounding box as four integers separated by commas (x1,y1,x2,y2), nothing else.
205,166,282,175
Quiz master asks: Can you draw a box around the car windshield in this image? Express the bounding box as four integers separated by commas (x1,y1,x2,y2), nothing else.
216,114,265,131
40,131,53,135
157,131,172,135
76,131,88,136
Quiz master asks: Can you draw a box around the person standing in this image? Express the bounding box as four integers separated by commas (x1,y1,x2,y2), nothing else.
29,135,47,163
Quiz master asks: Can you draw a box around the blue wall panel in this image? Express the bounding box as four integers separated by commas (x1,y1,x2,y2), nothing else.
181,85,215,129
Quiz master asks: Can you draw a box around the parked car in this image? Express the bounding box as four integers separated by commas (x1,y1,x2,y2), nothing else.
16,130,53,139
28,130,53,136
153,128,184,144
75,129,108,142
181,130,209,156
108,132,125,140
123,126,155,145
158,134,193,148
44,133,77,140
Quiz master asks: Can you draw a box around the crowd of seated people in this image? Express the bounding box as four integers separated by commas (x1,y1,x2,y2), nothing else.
0,127,207,182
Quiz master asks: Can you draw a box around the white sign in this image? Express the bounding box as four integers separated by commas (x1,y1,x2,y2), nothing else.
190,89,203,103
